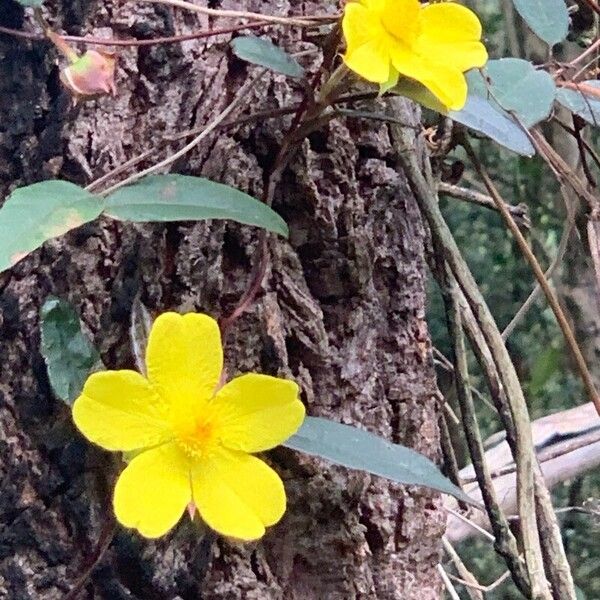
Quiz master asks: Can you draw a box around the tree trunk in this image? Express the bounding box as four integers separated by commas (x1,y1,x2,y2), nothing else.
0,2,445,598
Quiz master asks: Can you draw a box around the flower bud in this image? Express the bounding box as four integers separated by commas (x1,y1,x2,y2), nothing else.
60,50,117,102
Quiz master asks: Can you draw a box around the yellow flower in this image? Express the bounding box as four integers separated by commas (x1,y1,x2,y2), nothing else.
342,0,488,110
72,312,305,540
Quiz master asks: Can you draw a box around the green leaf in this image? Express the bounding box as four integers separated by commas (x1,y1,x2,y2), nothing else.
393,78,535,156
15,0,44,6
104,175,289,237
556,81,600,128
512,0,569,46
40,297,102,406
450,95,534,156
0,181,103,273
285,416,478,505
231,36,305,79
469,59,556,127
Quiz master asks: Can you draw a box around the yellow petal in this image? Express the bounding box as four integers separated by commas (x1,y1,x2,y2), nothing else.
424,41,488,73
212,373,305,453
379,0,420,45
418,3,487,71
342,2,391,83
419,64,468,111
343,1,379,52
72,370,170,451
420,2,483,43
390,46,468,110
146,312,223,425
114,443,191,538
344,38,391,84
192,448,285,540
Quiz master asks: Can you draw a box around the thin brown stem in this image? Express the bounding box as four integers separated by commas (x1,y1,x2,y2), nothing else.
219,56,346,335
463,137,600,416
438,182,530,229
554,117,600,173
137,0,335,26
442,538,484,600
502,218,575,340
0,21,278,47
446,569,512,593
438,564,462,600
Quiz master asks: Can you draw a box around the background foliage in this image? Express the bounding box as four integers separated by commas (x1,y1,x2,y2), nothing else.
428,1,600,597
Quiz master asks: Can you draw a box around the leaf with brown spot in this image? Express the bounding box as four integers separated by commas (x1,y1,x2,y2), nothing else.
0,181,104,273
104,174,289,237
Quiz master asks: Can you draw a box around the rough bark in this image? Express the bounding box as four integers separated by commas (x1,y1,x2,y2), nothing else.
0,1,445,598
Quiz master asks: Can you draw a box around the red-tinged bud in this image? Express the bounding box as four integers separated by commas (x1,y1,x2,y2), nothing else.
60,50,117,102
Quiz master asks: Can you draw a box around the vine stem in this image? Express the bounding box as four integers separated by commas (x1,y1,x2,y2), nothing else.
439,264,532,596
463,137,600,417
0,21,283,47
442,538,484,600
137,0,336,26
390,114,551,598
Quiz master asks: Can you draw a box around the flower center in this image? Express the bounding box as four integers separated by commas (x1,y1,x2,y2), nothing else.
177,417,218,457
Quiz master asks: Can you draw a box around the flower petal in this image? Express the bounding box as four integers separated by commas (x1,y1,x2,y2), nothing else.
146,312,223,421
72,370,170,451
423,41,488,73
418,3,487,71
343,2,391,83
420,2,483,43
212,373,304,453
342,1,378,52
114,443,191,538
192,448,285,540
344,38,391,84
379,0,420,45
390,46,468,110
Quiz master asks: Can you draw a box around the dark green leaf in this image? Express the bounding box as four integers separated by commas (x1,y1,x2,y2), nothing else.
0,181,103,273
231,36,305,79
104,175,289,237
40,297,102,405
393,78,535,156
556,81,600,128
285,417,478,505
512,0,569,46
469,59,556,127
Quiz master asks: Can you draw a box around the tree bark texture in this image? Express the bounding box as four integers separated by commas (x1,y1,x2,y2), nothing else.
0,1,445,598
